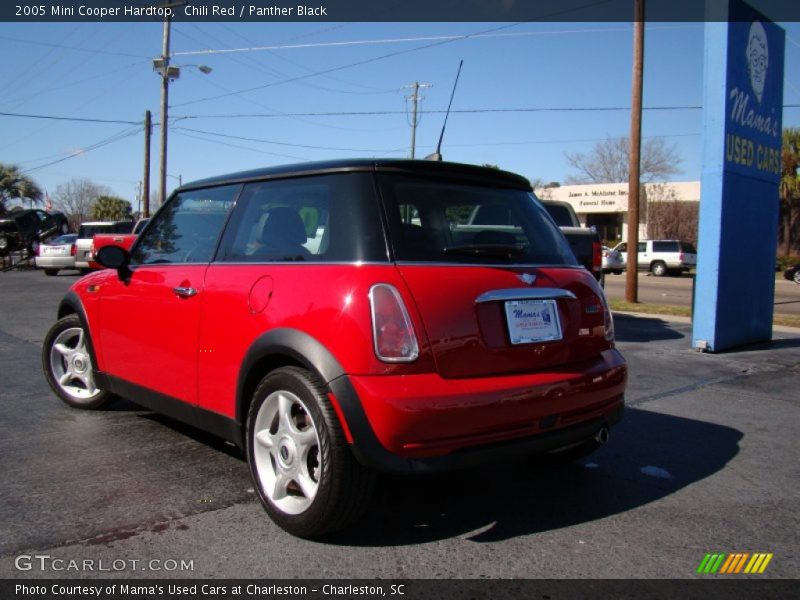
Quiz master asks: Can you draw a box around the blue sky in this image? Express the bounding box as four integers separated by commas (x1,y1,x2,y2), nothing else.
1,18,799,208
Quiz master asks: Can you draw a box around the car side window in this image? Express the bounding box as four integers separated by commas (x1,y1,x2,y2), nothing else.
638,242,646,253
217,173,387,263
130,185,238,265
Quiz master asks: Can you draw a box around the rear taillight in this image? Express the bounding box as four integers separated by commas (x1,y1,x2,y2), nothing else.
678,252,684,262
592,241,602,272
35,244,41,256
369,284,419,362
70,244,76,257
599,291,615,343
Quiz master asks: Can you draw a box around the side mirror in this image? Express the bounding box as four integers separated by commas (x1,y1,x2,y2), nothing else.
95,245,131,280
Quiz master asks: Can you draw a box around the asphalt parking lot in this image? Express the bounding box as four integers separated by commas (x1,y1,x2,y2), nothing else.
0,269,798,580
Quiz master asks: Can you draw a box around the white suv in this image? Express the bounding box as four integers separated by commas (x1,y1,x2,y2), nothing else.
612,239,697,276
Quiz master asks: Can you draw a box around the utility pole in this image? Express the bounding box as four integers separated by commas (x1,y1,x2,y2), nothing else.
158,16,171,208
403,81,431,159
626,0,644,303
143,110,151,218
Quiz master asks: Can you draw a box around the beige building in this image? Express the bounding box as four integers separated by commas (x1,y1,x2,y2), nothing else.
535,181,701,244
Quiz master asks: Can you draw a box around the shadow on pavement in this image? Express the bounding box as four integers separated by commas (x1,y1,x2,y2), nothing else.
328,407,741,546
613,313,686,342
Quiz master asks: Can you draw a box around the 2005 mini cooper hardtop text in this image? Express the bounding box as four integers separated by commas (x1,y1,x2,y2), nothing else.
42,160,626,538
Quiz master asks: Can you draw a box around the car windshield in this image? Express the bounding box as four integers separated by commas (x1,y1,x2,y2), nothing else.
377,174,578,266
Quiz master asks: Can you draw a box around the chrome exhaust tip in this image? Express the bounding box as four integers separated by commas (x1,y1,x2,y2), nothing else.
595,427,610,445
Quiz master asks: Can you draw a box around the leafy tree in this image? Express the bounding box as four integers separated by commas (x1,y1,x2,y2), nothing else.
91,196,132,222
779,128,800,256
565,136,682,184
54,179,110,230
0,163,42,212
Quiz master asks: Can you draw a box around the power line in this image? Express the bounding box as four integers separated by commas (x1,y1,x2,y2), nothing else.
0,34,151,59
173,126,406,153
171,21,527,108
0,111,142,125
21,126,142,174
173,105,706,120
171,24,698,57
171,129,308,161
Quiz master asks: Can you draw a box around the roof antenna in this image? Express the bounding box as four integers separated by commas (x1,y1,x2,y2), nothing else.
426,60,463,162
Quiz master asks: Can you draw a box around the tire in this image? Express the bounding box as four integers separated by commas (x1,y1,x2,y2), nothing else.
794,270,800,284
42,315,111,409
247,366,375,538
44,268,59,276
78,268,91,276
651,261,667,277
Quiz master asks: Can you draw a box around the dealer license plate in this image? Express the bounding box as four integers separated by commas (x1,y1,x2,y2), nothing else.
504,299,562,344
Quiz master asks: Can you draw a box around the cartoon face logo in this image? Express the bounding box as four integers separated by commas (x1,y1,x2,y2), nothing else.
746,21,768,103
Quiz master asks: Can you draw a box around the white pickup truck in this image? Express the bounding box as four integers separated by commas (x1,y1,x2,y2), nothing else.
73,221,135,274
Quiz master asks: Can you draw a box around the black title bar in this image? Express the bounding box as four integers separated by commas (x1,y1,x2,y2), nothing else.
4,0,800,23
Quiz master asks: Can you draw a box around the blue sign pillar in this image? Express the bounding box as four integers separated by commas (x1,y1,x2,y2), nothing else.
693,0,785,352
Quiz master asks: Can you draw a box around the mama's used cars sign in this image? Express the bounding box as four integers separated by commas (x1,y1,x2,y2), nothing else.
693,0,785,353
724,11,784,182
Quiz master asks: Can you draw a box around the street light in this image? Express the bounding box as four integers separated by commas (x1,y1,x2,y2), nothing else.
153,15,211,208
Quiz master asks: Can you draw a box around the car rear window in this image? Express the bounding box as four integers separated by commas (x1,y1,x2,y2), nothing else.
679,242,697,253
78,222,134,238
50,234,77,245
541,203,576,227
377,174,578,266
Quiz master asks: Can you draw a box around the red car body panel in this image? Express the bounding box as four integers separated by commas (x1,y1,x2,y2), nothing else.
94,265,208,403
196,264,436,418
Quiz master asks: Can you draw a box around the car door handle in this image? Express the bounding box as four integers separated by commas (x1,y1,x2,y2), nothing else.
173,286,198,298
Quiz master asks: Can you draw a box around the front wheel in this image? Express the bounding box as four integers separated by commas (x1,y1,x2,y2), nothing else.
794,270,800,284
247,366,375,538
42,315,111,409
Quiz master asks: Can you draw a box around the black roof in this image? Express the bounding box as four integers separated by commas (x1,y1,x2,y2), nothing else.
179,159,532,192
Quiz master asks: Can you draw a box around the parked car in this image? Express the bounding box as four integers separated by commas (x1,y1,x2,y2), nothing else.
602,245,624,274
540,200,604,285
42,159,626,538
0,209,70,256
784,265,800,284
73,221,135,273
612,239,697,276
34,233,78,275
87,218,150,270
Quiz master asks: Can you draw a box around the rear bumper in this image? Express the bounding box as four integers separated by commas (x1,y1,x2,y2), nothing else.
35,256,75,269
331,348,626,473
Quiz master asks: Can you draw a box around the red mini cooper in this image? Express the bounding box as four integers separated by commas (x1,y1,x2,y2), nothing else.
42,160,626,537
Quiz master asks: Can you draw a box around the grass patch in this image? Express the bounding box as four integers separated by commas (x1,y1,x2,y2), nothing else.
608,299,800,329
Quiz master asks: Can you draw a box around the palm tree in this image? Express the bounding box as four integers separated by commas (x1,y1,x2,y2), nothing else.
0,163,43,213
780,130,800,256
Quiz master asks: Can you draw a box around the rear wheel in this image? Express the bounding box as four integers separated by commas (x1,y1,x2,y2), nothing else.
794,270,800,284
42,315,111,409
247,366,375,538
651,261,667,277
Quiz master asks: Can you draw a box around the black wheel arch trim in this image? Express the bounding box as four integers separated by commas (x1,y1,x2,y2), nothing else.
236,328,346,427
56,291,100,370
